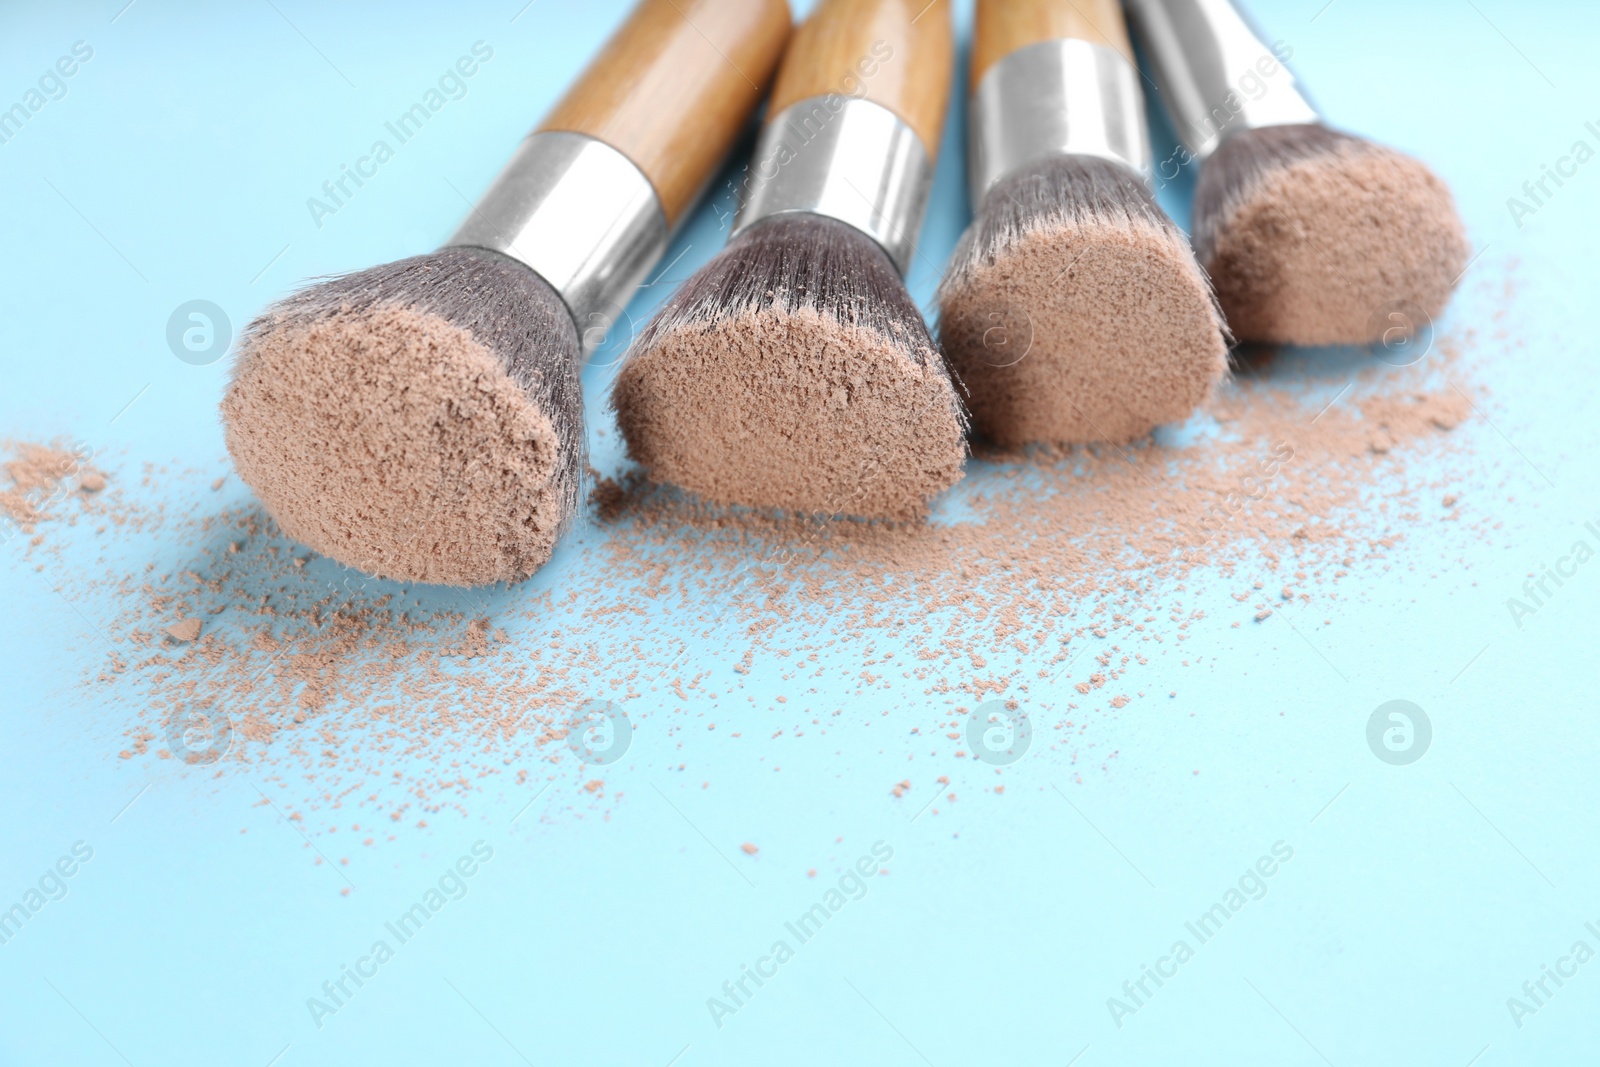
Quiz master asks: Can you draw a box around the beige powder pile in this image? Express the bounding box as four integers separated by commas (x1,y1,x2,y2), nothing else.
6,271,1511,841
613,305,966,521
222,305,563,586
0,441,101,534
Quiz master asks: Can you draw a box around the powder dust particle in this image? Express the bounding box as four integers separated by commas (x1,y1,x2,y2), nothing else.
165,618,201,643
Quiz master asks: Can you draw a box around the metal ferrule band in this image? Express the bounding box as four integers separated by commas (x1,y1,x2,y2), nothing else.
969,38,1152,208
731,96,933,276
1123,0,1320,161
445,130,669,350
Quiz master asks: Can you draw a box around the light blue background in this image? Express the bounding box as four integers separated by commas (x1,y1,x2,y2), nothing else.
2,1,1598,1064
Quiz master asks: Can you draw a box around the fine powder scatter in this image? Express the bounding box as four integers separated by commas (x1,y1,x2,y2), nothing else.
5,269,1517,845
1,440,100,533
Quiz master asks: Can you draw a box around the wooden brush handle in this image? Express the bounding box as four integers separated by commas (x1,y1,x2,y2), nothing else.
768,0,954,159
971,0,1134,91
539,0,792,227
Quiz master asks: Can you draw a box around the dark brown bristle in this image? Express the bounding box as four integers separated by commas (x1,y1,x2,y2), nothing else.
222,247,583,586
938,154,1229,448
1194,123,1468,345
611,214,967,521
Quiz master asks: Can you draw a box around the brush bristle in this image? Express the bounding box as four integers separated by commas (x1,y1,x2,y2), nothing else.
222,247,583,586
938,154,1229,448
1194,123,1468,345
610,214,967,521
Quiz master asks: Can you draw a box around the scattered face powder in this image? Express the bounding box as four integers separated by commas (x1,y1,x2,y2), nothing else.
6,271,1510,844
0,441,100,533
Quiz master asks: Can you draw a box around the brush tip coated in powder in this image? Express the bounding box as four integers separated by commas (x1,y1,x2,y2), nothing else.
1195,123,1469,346
611,214,966,522
221,247,583,587
938,155,1229,448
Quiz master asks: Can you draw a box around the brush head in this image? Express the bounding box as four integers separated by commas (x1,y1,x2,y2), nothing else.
1194,123,1468,346
610,214,966,521
938,154,1229,449
221,247,583,586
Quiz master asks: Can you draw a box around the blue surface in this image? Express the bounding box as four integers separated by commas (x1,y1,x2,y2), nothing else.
3,1,1599,1065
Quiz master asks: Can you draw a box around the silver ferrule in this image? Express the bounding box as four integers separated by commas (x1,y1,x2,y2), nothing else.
1123,0,1320,161
731,96,933,276
969,38,1151,208
446,130,668,350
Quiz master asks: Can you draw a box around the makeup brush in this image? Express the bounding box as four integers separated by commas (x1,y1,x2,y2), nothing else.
222,0,790,586
937,0,1228,449
611,0,965,522
1124,0,1468,346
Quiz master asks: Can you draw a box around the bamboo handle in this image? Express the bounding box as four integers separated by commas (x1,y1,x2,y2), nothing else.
539,0,792,227
768,0,953,159
971,0,1134,91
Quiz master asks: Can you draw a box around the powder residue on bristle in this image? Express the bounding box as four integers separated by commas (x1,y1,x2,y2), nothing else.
1196,124,1468,345
612,214,967,521
221,247,583,587
614,303,965,521
224,305,560,586
940,157,1228,447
